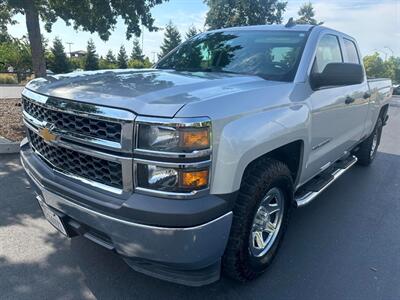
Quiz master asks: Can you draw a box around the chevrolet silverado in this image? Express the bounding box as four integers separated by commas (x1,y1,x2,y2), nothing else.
20,24,392,286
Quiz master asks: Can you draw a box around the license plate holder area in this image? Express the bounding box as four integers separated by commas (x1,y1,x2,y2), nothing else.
37,196,70,237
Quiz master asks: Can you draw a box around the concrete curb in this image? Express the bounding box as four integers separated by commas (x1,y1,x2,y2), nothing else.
0,136,20,154
0,84,25,87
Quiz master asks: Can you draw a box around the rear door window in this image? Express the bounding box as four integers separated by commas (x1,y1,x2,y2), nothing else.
343,38,360,64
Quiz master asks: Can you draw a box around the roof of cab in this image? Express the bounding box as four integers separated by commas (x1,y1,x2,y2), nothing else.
209,24,315,33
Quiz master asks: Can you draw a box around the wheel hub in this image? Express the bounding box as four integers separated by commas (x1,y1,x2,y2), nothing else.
249,187,284,257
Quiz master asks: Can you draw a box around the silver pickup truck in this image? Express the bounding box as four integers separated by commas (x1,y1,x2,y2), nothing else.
20,24,392,286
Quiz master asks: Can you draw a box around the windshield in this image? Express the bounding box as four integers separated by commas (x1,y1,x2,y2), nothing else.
156,30,309,82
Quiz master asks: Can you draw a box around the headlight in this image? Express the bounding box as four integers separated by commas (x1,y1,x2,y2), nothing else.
137,164,209,192
137,124,210,152
135,117,212,198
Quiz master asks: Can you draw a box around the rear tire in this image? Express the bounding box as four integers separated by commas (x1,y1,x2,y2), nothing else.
356,117,383,166
222,158,293,282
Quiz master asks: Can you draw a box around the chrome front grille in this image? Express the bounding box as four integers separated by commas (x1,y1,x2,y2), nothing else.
22,89,135,194
22,97,122,142
28,129,123,189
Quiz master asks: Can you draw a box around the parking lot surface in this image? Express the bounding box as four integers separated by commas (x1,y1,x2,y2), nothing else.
0,105,399,300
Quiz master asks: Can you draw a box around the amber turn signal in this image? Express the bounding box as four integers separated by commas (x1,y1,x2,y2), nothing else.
180,129,209,150
180,170,209,189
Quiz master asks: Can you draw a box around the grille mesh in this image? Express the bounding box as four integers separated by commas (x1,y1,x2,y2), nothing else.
23,97,122,142
28,129,123,189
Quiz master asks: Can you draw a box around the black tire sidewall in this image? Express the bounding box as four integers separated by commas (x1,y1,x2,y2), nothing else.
357,117,383,166
245,175,292,273
371,118,383,159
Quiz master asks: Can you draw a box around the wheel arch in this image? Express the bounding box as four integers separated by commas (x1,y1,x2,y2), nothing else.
241,140,304,188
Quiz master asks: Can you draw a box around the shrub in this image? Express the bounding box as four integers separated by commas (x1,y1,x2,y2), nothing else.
128,58,152,69
0,74,18,84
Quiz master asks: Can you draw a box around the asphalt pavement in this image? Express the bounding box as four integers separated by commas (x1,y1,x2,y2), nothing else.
0,106,399,300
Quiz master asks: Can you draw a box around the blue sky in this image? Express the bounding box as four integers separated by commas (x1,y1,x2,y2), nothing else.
7,0,400,62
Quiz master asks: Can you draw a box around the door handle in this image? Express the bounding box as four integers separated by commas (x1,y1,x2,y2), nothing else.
345,96,355,104
363,92,371,99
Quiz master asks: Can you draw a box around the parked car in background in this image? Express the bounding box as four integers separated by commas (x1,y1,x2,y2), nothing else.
393,84,400,95
20,24,392,286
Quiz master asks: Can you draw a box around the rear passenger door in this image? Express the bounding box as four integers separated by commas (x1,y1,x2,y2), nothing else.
340,37,370,138
304,33,369,182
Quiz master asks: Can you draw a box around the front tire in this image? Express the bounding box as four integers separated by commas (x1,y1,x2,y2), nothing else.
222,158,293,282
356,117,383,166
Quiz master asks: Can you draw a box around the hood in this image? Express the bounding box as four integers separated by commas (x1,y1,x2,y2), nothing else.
26,69,279,118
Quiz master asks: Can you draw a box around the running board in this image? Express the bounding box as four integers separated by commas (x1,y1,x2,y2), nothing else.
295,155,358,207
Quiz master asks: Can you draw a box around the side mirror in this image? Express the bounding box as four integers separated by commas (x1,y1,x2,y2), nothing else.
310,63,364,89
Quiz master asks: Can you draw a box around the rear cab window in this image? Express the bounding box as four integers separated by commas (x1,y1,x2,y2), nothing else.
343,38,360,64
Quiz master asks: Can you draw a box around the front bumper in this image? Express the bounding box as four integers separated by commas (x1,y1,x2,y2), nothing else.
21,140,233,286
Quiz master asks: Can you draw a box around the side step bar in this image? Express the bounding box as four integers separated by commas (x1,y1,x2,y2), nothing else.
295,155,358,207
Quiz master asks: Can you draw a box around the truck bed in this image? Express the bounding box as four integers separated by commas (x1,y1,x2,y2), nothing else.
368,78,393,105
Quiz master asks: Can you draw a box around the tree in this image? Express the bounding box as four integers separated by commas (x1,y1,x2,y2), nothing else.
204,0,287,30
0,2,15,43
48,37,70,73
1,1,166,78
383,56,400,84
105,50,117,64
117,45,128,69
128,56,153,69
296,2,323,25
159,21,182,59
130,38,144,61
0,37,31,72
363,53,386,79
99,56,117,69
84,39,99,71
69,56,84,70
185,25,198,40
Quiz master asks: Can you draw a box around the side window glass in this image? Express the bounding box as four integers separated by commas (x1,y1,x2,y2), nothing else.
313,34,343,73
343,38,360,64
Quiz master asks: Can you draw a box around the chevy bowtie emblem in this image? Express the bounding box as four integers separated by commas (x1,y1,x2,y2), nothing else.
38,126,57,142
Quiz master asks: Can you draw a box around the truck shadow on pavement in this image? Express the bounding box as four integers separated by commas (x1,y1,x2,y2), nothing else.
0,154,43,228
1,151,400,299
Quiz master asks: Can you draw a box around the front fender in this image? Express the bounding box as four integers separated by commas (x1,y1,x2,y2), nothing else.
210,104,310,194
